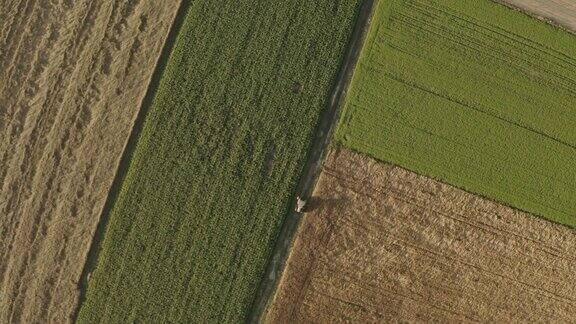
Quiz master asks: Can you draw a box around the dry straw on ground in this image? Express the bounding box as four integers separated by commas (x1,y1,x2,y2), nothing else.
0,1,180,322
266,147,576,323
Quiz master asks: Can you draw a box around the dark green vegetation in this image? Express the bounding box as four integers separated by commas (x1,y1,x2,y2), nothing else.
78,0,362,322
338,0,576,227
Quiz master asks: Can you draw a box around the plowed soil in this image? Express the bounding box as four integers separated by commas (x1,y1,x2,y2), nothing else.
266,147,576,323
501,0,576,30
0,1,180,322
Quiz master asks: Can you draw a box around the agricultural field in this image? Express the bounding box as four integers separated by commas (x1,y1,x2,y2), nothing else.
4,0,576,322
0,1,180,323
337,0,576,227
77,0,363,323
266,147,576,323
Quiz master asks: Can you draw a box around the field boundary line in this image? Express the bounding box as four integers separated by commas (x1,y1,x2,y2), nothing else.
70,1,191,321
493,0,576,35
246,0,378,322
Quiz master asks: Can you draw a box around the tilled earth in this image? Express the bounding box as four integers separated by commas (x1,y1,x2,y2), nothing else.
266,147,576,323
0,0,180,322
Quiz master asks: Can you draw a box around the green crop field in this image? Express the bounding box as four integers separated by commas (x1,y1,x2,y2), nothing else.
78,0,361,322
337,0,576,227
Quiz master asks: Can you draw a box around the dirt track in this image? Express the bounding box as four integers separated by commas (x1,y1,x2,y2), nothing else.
0,1,180,322
500,0,576,31
266,147,576,323
248,1,376,322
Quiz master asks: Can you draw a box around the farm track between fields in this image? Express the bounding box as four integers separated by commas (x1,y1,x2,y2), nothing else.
247,1,377,322
0,0,181,322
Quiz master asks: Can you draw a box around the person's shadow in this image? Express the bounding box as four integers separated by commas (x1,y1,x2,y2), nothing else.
304,196,348,213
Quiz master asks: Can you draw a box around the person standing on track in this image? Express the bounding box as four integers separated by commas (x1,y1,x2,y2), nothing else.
295,196,306,213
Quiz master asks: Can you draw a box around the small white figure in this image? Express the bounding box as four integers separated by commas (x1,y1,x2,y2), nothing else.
295,196,306,213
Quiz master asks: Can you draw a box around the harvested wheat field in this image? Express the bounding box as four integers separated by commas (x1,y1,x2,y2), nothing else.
501,0,576,30
0,1,180,322
266,147,576,323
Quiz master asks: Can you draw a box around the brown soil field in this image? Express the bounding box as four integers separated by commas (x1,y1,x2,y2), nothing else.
500,0,576,30
0,1,180,322
266,147,576,323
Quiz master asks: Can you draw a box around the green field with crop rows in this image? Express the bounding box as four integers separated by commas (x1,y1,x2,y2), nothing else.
337,0,576,227
78,0,361,322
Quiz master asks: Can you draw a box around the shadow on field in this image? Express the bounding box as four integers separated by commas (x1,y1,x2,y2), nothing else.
71,1,192,321
305,196,348,213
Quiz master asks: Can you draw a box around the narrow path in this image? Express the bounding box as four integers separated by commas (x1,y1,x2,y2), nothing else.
246,0,377,322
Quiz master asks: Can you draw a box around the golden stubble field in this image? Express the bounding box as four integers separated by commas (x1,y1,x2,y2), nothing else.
266,148,576,323
0,0,180,322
